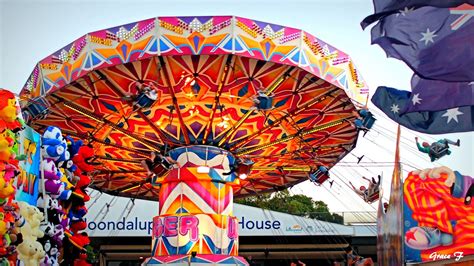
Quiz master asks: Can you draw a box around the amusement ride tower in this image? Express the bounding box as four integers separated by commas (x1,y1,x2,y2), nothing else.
20,16,368,265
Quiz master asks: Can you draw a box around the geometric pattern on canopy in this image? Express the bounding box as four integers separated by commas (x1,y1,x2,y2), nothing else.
20,16,368,200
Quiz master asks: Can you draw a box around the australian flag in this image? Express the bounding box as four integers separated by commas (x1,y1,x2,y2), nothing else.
364,1,474,134
372,86,473,134
405,75,474,113
367,3,474,81
361,0,474,29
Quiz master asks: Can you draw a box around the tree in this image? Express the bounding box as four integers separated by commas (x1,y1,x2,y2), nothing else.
236,190,344,224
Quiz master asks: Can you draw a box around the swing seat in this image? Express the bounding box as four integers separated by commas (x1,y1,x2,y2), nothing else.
362,114,376,129
255,94,274,110
236,159,254,176
365,191,380,203
430,144,450,159
152,164,169,177
152,158,172,177
135,93,156,109
23,98,49,121
313,173,330,185
309,168,329,185
309,173,318,182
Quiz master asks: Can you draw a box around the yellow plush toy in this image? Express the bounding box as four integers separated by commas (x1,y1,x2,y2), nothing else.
0,220,6,236
0,178,15,199
0,95,17,123
59,168,74,189
0,131,13,163
0,89,22,131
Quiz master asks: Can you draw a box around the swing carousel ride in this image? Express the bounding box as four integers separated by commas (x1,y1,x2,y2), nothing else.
20,16,369,265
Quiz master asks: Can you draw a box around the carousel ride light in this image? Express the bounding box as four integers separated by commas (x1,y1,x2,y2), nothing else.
197,166,210,173
217,116,231,129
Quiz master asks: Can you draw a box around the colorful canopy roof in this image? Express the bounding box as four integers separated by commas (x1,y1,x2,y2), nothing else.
20,16,369,200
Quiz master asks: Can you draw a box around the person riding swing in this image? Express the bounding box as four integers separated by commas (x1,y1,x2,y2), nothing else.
123,81,158,110
141,150,177,177
415,137,460,162
349,175,381,203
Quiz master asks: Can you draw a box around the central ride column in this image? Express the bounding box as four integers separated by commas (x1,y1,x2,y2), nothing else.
144,146,248,266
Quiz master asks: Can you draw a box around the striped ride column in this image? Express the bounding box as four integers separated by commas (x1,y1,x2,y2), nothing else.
144,146,248,266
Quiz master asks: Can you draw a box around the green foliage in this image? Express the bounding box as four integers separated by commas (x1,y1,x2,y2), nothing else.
86,245,99,263
236,190,344,224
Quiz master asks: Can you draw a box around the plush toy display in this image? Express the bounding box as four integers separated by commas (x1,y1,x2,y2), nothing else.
0,92,97,265
36,131,96,265
0,89,27,265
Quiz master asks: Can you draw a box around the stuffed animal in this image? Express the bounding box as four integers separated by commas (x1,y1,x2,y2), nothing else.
0,178,15,199
17,202,46,266
0,212,10,256
41,159,71,200
0,89,23,132
59,171,75,190
70,188,90,206
73,252,91,266
68,175,91,207
41,159,64,196
10,202,25,229
39,222,55,239
72,145,95,174
36,194,62,213
32,241,46,264
69,206,87,222
0,164,16,201
39,222,64,245
66,136,83,159
0,163,19,182
68,205,87,236
41,126,66,161
76,173,91,189
0,130,14,163
70,221,87,235
39,238,60,266
2,203,23,258
17,240,37,264
51,224,64,248
7,130,25,165
42,126,64,143
17,238,46,266
58,151,78,187
57,137,69,164
18,202,44,240
67,231,90,250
